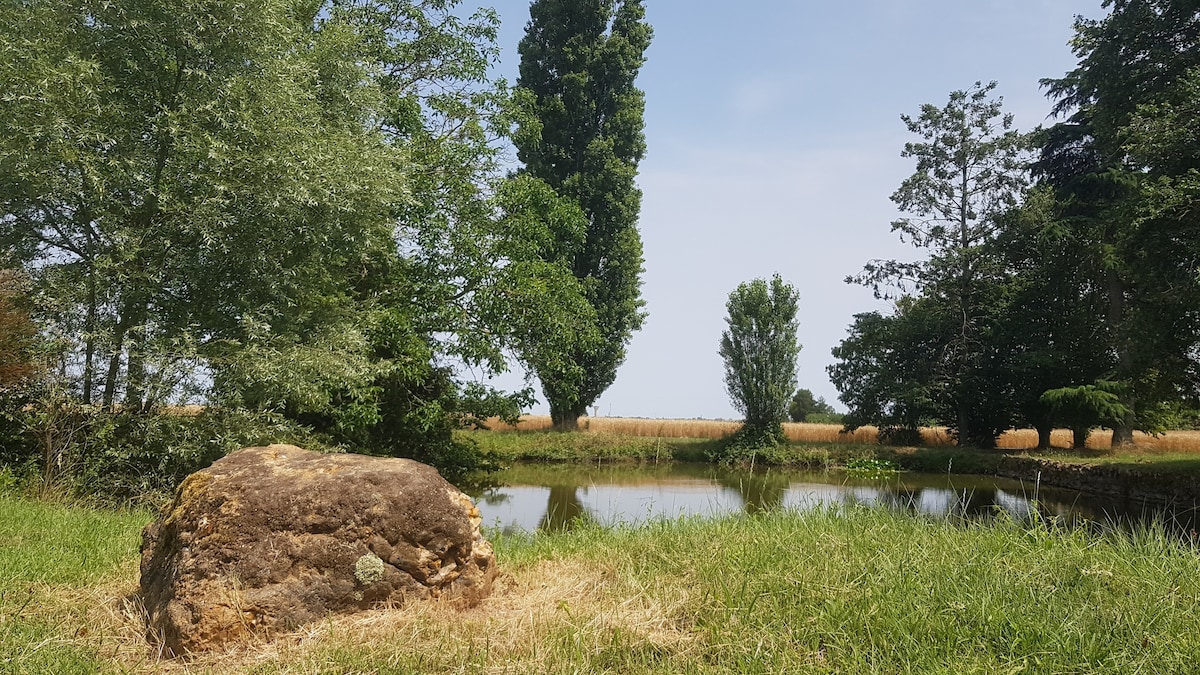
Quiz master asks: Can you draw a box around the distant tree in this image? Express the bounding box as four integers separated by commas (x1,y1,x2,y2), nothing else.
514,0,653,430
719,275,801,453
829,297,948,445
788,388,835,423
848,82,1033,447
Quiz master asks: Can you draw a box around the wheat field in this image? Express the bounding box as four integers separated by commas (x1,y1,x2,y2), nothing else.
481,416,1200,452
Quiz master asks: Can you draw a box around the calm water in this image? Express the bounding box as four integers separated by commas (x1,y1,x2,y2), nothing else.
466,462,1200,535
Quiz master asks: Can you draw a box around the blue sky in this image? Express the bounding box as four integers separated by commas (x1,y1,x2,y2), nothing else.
479,0,1102,419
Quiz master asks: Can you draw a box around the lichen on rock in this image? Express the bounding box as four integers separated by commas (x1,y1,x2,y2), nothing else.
355,553,385,585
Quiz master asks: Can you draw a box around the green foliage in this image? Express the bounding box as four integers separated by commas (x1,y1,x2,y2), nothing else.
844,82,1033,448
829,298,945,445
844,457,900,480
804,412,845,425
983,187,1113,448
787,387,835,423
12,404,323,506
0,0,602,490
1037,0,1200,444
1039,381,1132,449
514,0,653,428
718,275,801,457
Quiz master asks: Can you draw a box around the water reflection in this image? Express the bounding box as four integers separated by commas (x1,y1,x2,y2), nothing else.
468,463,1198,536
541,484,592,531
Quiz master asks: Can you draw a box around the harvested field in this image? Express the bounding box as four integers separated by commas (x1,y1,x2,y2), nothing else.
482,416,1200,452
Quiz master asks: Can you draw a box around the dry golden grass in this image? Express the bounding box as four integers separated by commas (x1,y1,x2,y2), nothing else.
483,416,1200,452
12,562,160,671
89,560,694,674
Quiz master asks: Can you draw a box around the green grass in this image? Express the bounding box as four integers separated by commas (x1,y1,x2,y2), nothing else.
257,509,1200,674
4,492,1200,672
0,493,150,674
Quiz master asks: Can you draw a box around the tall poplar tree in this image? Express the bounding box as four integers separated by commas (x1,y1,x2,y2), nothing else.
719,275,801,452
515,0,652,429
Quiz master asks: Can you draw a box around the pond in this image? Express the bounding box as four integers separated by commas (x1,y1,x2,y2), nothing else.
467,462,1199,535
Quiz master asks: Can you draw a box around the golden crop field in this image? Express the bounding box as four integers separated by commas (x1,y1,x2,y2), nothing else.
482,416,1200,452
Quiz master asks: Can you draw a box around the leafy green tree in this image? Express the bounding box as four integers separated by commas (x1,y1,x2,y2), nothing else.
849,82,1033,447
788,388,835,423
1040,382,1130,450
1,0,404,413
985,187,1113,449
514,0,652,430
0,0,596,485
829,298,948,445
719,275,801,453
1038,0,1200,445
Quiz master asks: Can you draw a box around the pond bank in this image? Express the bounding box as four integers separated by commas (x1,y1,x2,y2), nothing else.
463,430,1200,508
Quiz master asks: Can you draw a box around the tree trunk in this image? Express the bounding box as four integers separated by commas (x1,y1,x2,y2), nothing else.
82,269,96,405
1106,269,1136,448
1072,426,1089,450
1111,403,1137,448
101,335,125,410
956,406,971,448
549,402,586,431
1036,424,1052,450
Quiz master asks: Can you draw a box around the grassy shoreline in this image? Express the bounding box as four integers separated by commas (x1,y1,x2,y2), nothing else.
3,493,1199,673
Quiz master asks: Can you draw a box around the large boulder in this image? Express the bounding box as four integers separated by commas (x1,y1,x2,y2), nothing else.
139,445,495,655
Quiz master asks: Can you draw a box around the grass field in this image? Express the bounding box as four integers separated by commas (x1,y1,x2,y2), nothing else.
3,492,1199,673
483,415,1200,453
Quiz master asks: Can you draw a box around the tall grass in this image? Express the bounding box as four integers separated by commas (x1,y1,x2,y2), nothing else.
483,415,1200,452
4,494,1200,672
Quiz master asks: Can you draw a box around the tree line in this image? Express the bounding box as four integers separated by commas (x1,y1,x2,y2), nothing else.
831,0,1200,449
0,0,650,497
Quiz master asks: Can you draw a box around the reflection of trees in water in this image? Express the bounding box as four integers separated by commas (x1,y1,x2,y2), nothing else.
474,489,512,506
716,472,791,514
837,484,1008,519
539,484,594,531
478,464,1196,538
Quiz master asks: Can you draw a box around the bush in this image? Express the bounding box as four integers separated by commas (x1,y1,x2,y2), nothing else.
6,403,326,506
